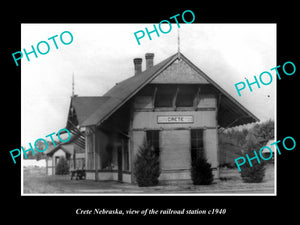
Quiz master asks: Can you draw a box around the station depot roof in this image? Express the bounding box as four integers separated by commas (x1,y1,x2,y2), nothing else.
69,52,259,129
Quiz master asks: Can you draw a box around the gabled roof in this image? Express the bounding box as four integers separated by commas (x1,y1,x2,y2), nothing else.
42,144,56,155
44,141,85,157
73,96,110,125
81,52,259,128
67,96,110,127
82,53,177,126
45,144,73,156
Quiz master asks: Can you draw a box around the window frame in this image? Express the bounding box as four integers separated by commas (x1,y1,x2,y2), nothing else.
190,129,204,163
146,130,160,157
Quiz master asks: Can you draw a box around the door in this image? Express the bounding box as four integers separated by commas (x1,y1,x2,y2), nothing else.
117,145,123,182
160,130,191,170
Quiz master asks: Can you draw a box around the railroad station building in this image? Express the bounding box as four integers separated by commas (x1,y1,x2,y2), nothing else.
65,52,259,183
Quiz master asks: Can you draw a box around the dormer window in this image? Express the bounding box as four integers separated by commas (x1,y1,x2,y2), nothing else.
176,85,198,107
154,84,198,108
154,86,176,108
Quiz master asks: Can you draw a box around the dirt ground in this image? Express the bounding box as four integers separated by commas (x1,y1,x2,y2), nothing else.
23,163,275,194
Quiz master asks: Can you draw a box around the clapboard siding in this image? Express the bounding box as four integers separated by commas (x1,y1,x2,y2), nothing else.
131,93,218,178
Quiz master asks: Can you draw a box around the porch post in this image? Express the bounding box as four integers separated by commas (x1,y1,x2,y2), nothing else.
93,126,98,181
85,128,88,174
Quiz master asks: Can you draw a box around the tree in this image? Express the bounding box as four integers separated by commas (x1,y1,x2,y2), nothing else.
191,156,214,185
240,132,265,183
252,119,274,144
22,148,35,159
55,157,69,175
133,140,161,187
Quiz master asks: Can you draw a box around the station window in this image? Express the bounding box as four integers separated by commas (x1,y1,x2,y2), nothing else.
146,130,160,156
176,85,197,107
154,86,176,107
191,129,204,163
154,85,198,108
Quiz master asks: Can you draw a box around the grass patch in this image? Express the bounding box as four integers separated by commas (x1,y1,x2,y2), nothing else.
23,164,275,194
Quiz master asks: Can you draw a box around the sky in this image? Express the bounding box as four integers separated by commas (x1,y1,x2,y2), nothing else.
21,23,276,146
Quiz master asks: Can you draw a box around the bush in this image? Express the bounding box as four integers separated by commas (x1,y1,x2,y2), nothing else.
240,160,265,183
55,157,69,175
240,132,265,183
191,157,214,185
133,140,161,187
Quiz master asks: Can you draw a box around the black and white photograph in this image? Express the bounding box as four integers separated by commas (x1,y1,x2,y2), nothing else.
21,23,276,195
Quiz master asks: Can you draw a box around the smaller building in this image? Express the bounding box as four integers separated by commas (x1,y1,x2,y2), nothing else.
44,142,85,175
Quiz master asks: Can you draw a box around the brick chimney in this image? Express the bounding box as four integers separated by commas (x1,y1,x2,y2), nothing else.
133,58,142,75
145,53,154,70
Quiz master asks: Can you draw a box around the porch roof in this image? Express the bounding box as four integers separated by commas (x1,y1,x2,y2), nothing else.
67,96,111,127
